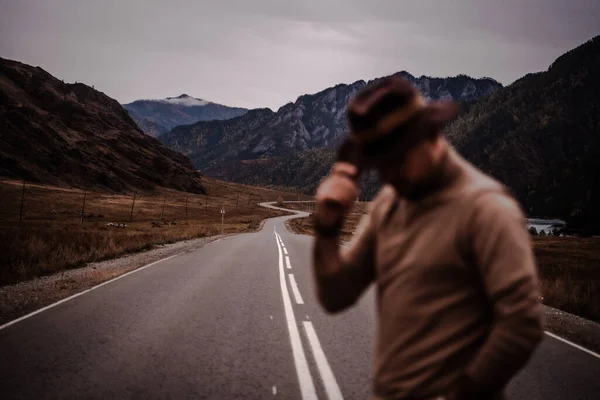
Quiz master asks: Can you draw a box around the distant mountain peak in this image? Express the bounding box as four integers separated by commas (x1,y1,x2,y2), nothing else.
161,94,210,106
123,94,248,136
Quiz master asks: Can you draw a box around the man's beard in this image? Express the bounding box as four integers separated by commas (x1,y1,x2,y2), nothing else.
388,154,449,201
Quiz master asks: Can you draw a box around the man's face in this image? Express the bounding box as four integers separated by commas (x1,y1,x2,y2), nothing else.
374,138,437,195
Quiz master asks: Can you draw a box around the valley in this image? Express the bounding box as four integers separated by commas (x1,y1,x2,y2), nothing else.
0,176,310,286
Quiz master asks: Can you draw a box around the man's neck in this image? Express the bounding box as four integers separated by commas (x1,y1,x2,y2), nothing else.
400,147,458,202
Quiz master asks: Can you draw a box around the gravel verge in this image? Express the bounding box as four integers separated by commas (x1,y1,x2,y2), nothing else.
541,305,600,354
0,234,233,326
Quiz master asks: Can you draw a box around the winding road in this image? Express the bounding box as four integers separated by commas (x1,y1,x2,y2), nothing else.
1,205,599,399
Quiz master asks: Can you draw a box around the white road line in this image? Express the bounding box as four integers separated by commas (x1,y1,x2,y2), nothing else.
285,256,292,270
288,274,304,305
303,321,344,400
274,232,318,400
272,386,277,395
0,252,184,331
283,247,288,255
545,331,600,359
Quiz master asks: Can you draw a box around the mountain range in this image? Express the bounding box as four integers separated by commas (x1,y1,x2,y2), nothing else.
0,57,205,193
123,94,248,137
157,35,600,231
158,72,501,171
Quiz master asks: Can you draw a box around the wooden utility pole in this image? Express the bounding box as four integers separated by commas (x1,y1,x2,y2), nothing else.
129,191,137,222
19,181,25,223
161,196,167,219
80,190,87,224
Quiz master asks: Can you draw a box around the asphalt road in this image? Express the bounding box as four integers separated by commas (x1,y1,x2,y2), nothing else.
1,206,599,399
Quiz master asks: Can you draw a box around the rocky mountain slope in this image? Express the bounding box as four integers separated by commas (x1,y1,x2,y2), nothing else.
445,35,600,232
0,57,205,193
123,94,248,137
159,72,501,171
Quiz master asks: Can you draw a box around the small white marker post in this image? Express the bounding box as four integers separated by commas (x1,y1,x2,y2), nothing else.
220,206,226,235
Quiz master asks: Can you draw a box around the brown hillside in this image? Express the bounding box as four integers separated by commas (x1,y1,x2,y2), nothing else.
0,57,205,193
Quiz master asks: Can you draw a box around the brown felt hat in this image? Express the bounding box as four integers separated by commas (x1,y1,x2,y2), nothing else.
346,76,459,166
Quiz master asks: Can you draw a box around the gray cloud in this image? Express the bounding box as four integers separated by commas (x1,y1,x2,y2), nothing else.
1,0,598,110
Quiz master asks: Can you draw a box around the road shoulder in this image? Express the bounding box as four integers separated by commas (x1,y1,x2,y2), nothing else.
0,234,234,326
542,305,600,355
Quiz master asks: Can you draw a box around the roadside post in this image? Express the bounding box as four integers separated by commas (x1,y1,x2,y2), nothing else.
221,206,226,235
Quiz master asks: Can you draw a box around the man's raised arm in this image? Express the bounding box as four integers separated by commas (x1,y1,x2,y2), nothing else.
311,162,377,313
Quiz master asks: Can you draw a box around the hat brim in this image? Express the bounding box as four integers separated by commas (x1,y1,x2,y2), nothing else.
360,100,459,167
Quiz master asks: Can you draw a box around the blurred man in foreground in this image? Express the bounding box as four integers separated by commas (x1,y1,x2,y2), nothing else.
312,76,544,400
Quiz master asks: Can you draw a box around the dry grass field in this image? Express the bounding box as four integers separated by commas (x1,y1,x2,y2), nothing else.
0,177,312,285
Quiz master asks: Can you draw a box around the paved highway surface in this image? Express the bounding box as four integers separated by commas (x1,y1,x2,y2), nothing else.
1,205,599,399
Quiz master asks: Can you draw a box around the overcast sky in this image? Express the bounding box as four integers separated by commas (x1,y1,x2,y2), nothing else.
1,0,599,110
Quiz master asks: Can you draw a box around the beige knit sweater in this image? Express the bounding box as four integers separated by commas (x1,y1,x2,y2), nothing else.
312,147,544,399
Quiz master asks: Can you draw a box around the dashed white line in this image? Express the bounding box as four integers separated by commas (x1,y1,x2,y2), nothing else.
283,247,288,255
270,315,273,320
274,232,318,400
0,252,184,331
288,274,304,305
272,386,277,395
303,321,344,400
285,256,292,270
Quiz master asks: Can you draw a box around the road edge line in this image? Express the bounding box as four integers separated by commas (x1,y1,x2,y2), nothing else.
544,331,600,359
0,252,184,331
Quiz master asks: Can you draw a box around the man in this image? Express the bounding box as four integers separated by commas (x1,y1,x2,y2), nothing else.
312,77,544,400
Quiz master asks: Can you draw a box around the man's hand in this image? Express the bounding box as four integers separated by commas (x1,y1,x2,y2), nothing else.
314,162,359,229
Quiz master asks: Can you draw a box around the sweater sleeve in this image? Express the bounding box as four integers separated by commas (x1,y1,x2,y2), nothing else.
463,191,544,394
312,206,377,313
311,184,396,313
340,209,377,276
